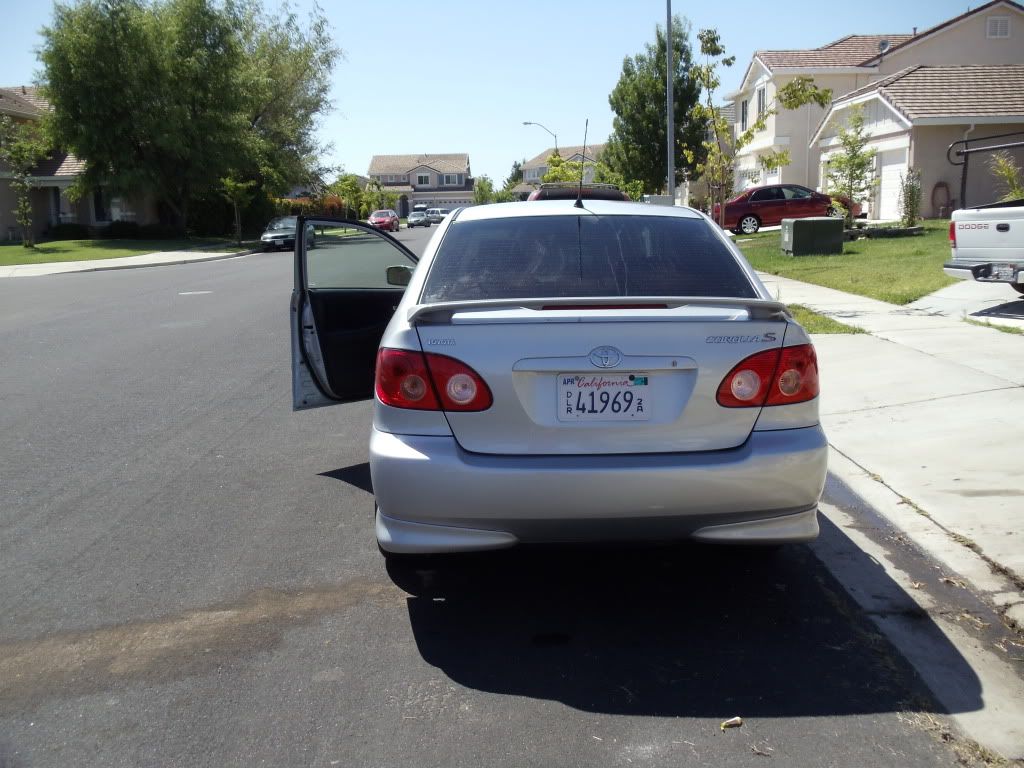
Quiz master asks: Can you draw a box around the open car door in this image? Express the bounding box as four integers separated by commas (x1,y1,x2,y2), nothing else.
291,217,418,410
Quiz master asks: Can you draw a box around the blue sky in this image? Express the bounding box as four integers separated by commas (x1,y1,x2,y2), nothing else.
1,0,977,185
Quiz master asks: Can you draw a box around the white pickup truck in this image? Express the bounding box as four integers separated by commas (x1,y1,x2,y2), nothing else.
945,199,1024,296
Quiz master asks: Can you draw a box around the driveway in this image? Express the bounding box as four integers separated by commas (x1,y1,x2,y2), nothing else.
908,280,1024,331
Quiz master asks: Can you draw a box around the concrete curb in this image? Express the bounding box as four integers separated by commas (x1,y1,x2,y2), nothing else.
0,248,260,278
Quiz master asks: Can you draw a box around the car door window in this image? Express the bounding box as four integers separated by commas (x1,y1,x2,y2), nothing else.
750,188,780,202
295,219,418,405
782,186,811,200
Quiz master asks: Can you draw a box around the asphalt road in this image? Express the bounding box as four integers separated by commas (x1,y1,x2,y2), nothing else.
0,226,977,766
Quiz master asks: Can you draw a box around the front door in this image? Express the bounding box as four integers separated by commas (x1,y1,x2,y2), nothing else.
291,218,418,410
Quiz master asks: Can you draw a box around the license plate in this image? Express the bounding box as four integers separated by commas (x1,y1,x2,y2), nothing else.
991,263,1017,281
557,373,650,421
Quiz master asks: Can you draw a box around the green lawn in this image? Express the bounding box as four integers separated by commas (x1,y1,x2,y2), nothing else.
0,238,249,267
788,304,865,334
736,219,956,305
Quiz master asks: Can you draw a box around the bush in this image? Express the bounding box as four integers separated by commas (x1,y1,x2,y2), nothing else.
897,168,922,227
137,223,181,239
47,222,90,240
102,219,142,239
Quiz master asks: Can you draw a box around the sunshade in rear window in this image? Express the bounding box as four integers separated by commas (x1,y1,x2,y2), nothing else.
421,215,756,302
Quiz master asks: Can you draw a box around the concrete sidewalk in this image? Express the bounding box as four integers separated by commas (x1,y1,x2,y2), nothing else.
0,247,252,278
760,272,1024,627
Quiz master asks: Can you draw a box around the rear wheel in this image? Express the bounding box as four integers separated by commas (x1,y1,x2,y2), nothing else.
739,215,760,234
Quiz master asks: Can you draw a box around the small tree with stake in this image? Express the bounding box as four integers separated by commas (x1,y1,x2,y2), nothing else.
220,176,257,246
686,29,831,229
825,106,876,226
0,116,49,247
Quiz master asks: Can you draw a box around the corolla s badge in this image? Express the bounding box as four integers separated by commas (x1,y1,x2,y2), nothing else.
589,346,623,369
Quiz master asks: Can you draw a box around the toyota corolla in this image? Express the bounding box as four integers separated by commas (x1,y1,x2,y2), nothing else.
289,201,827,562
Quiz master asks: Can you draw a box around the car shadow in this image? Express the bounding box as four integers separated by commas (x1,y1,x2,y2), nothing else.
389,520,982,719
971,296,1024,321
319,462,373,494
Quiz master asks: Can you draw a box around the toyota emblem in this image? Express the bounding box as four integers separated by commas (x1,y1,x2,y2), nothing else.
589,346,623,369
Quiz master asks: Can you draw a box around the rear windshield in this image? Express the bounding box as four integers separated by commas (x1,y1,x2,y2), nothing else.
421,215,756,302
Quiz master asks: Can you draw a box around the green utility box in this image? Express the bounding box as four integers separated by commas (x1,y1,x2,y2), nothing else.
780,217,843,256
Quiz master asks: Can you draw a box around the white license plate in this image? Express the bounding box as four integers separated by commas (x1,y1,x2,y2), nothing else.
557,373,650,421
991,263,1017,281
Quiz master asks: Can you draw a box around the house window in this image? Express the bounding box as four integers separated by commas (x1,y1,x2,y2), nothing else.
740,99,748,131
756,87,766,119
443,174,458,185
417,173,430,185
986,16,1010,38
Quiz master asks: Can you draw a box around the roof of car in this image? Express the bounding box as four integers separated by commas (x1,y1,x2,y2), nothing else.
453,200,704,222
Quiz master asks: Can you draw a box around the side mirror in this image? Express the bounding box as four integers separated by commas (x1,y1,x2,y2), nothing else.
386,265,413,287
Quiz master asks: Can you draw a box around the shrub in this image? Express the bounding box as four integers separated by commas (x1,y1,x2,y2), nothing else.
897,168,922,228
47,222,90,240
137,223,180,239
103,219,142,239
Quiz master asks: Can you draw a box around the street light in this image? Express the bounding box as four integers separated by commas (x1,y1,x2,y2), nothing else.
522,121,558,153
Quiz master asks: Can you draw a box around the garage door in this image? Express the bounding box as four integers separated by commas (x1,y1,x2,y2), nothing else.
877,148,908,221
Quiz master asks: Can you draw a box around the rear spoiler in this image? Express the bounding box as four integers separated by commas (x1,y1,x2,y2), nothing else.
408,296,788,324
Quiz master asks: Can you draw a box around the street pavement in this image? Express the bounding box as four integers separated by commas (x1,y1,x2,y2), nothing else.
0,228,1022,764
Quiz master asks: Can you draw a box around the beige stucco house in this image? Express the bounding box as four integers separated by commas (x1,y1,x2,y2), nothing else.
729,0,1024,217
367,154,475,217
1,86,157,241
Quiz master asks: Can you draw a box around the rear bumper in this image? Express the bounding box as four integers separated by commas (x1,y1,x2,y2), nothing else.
370,425,827,553
944,261,1023,283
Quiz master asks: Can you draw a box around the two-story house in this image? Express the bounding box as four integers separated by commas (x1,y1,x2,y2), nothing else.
518,144,607,196
727,34,912,193
1,86,155,241
366,154,474,217
811,1,1024,218
730,0,1024,218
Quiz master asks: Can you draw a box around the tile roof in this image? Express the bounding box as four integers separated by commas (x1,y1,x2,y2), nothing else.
523,143,606,170
0,87,44,118
755,34,913,70
837,65,1024,121
33,152,86,178
368,153,470,175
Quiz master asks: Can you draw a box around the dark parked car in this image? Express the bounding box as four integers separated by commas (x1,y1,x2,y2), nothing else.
368,209,401,232
712,184,856,234
528,182,631,201
261,216,315,251
407,211,431,228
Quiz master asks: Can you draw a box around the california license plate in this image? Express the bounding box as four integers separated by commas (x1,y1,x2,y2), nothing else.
991,263,1017,281
557,373,650,421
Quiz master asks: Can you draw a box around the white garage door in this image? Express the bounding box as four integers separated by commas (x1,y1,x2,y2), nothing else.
877,148,908,221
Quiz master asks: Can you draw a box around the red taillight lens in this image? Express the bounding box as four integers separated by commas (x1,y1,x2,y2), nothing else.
375,348,492,411
717,344,819,408
949,221,956,248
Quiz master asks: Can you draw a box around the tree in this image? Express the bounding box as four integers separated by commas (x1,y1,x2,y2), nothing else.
361,180,397,217
220,176,257,245
687,29,831,227
825,106,876,226
473,175,495,205
502,159,523,191
329,174,364,218
40,0,339,233
604,15,704,194
988,151,1024,202
0,116,50,247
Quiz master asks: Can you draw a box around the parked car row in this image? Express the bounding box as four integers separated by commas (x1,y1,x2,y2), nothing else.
712,184,861,234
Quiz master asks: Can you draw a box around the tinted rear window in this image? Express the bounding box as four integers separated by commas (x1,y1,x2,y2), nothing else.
421,215,755,302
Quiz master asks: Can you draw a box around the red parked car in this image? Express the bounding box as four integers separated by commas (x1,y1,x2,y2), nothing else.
368,209,400,232
712,184,856,234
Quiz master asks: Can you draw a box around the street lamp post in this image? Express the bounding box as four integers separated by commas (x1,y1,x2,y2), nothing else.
522,121,558,153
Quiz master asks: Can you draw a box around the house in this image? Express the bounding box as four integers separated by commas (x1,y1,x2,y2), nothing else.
0,86,156,241
367,154,474,217
729,0,1024,217
519,144,607,195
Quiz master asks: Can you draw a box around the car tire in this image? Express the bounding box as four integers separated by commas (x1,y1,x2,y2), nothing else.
739,215,760,234
826,206,842,218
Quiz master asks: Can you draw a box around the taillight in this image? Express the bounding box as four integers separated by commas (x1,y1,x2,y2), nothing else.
949,221,956,248
717,344,819,408
375,348,492,411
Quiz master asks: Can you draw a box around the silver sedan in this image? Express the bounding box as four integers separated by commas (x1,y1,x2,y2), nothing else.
289,201,827,559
